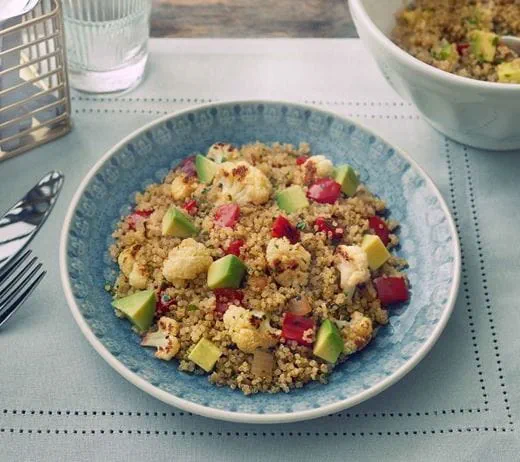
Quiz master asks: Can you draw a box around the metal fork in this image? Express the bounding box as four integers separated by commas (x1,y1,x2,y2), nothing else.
0,248,46,328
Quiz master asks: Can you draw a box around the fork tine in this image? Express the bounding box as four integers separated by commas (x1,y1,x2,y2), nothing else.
0,268,46,328
0,256,37,303
0,248,32,283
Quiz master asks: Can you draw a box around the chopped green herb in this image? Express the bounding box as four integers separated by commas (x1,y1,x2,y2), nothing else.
296,222,306,230
492,36,499,46
201,187,210,194
187,304,198,312
161,293,172,302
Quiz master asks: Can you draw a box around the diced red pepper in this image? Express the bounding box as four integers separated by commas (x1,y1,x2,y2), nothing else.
456,43,470,55
307,178,341,204
214,203,240,228
127,209,153,230
296,155,309,165
314,217,344,243
374,277,409,305
178,155,197,177
183,199,198,216
226,239,245,257
281,313,315,346
214,288,244,316
156,291,175,316
368,216,390,246
272,215,300,244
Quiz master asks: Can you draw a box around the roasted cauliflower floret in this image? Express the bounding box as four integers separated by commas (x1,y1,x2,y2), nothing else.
223,305,279,353
212,161,272,205
302,155,333,183
342,311,373,355
266,237,311,288
207,142,241,163
335,245,370,300
118,245,149,289
162,238,213,287
141,317,180,360
171,174,197,201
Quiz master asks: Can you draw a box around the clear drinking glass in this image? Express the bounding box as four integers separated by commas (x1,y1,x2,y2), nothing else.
62,0,151,93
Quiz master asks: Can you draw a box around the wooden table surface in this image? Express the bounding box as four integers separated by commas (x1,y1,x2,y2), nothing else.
151,0,357,38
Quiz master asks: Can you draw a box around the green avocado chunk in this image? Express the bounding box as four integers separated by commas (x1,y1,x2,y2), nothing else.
161,206,199,237
195,154,218,184
188,338,222,372
431,42,454,61
334,164,360,196
207,254,247,289
313,319,344,363
112,289,156,332
469,30,498,63
276,185,309,213
497,59,520,84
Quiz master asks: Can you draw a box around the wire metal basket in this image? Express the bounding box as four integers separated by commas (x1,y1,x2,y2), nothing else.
0,0,72,162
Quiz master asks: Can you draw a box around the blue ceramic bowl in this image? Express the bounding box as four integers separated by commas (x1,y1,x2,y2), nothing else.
60,101,460,424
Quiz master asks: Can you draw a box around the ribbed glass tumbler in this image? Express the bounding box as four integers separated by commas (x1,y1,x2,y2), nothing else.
62,0,151,93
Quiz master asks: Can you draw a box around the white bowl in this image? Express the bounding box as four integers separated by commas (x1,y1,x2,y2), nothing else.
349,0,520,151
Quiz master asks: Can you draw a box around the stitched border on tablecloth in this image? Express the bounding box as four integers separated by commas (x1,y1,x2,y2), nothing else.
0,426,513,437
71,107,421,119
461,145,514,429
70,96,415,108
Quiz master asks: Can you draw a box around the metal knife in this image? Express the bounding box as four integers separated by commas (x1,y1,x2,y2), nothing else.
0,170,64,274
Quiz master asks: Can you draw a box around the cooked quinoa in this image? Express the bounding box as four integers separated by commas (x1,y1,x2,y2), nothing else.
109,142,409,395
392,0,520,83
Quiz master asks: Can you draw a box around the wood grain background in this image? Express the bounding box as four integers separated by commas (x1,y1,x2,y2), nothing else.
151,0,357,38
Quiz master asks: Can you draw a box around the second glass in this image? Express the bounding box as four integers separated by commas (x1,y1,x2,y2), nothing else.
62,0,151,93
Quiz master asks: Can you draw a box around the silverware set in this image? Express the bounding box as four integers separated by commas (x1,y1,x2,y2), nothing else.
0,170,63,328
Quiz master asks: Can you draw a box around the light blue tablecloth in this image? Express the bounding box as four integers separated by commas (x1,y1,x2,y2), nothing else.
0,39,518,461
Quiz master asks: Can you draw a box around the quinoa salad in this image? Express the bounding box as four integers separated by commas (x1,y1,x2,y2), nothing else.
392,0,520,83
108,142,410,395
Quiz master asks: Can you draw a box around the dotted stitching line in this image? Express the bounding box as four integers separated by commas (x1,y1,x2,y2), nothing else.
462,146,514,429
72,107,421,120
1,408,485,418
0,427,513,437
70,96,414,108
445,140,489,409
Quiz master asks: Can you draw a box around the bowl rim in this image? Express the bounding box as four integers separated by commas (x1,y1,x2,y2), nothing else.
349,0,520,93
59,99,461,424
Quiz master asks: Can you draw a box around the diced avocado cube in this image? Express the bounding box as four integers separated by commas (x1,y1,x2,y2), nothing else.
313,319,344,363
361,234,391,270
195,154,218,184
276,185,309,213
188,338,222,372
334,165,359,196
497,59,520,84
207,254,247,289
162,207,198,237
469,30,498,63
112,289,156,332
431,42,454,61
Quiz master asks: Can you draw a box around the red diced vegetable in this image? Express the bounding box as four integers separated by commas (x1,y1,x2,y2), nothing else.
271,215,300,244
214,288,244,316
183,199,198,216
374,277,409,305
215,203,240,228
456,43,470,55
178,155,197,177
281,313,315,346
226,239,245,257
307,178,341,204
296,155,309,165
368,216,390,246
314,217,344,242
156,291,175,316
127,209,153,230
